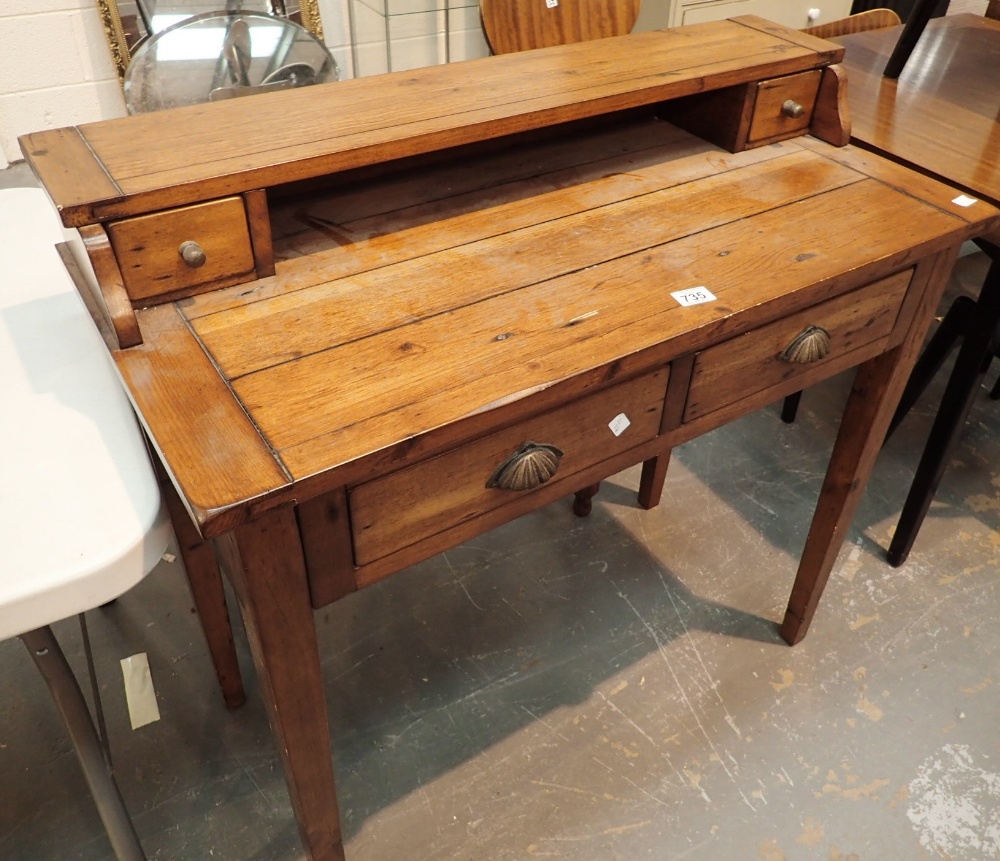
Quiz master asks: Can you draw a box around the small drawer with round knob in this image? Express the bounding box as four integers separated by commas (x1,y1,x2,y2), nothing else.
683,270,913,423
106,196,257,304
349,368,668,565
747,70,823,147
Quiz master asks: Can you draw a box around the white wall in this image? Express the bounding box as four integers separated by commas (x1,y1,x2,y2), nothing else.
0,1,489,167
0,1,126,167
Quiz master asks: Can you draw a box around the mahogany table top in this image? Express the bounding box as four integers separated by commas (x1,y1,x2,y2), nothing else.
836,14,1000,207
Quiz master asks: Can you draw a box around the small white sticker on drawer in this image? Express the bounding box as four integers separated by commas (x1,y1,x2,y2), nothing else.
671,286,717,307
609,413,631,437
546,0,558,7
953,194,978,207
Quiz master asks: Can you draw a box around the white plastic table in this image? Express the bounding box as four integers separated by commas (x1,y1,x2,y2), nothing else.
0,187,171,859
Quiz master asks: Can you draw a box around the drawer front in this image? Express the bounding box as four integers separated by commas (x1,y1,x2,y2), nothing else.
747,70,822,146
106,197,256,303
351,369,669,565
684,270,912,422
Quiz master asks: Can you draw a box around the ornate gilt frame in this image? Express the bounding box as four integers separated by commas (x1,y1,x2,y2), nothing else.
95,0,325,86
95,0,131,85
299,0,324,41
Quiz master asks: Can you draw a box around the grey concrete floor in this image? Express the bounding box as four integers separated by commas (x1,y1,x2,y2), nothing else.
2,163,999,861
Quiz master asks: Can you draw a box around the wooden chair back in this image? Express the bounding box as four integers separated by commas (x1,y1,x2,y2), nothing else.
480,0,640,54
802,8,901,40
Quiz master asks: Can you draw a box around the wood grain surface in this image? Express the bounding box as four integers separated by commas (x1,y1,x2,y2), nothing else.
480,0,640,54
836,15,1000,206
103,121,989,535
21,17,843,225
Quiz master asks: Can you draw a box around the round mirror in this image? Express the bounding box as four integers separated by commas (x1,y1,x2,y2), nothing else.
124,10,338,113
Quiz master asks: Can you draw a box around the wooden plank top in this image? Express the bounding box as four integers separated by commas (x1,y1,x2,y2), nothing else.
835,14,1000,207
108,120,997,536
20,16,841,226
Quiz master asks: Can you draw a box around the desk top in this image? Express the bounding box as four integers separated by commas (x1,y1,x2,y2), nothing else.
837,14,1000,206
117,127,993,536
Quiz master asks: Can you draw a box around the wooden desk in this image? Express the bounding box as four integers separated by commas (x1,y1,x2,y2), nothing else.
837,14,1000,209
20,17,998,860
836,14,1000,565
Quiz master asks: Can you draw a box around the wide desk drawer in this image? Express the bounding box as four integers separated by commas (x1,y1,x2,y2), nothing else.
350,368,669,565
106,197,256,303
684,270,912,422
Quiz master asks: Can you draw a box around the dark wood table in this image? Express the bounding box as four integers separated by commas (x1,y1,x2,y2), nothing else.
20,17,999,860
836,14,1000,564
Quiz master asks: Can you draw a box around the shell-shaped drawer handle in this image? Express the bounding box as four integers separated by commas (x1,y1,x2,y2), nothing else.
781,99,805,119
781,325,831,364
179,240,207,268
486,441,564,491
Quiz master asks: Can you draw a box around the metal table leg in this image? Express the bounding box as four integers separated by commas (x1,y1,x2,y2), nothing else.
19,625,145,861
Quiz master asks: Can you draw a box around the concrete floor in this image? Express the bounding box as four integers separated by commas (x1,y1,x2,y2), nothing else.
2,161,999,861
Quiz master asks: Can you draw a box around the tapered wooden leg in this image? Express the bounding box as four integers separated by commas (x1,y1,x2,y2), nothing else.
781,349,909,644
162,480,245,709
572,483,601,517
217,507,344,861
638,453,671,509
780,249,957,645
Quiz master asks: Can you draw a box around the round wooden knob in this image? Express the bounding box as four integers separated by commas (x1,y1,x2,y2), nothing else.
781,325,831,364
486,441,563,491
179,240,207,268
781,99,805,119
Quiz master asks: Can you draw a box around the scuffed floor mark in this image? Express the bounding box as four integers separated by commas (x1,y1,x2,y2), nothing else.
751,781,768,805
758,837,785,860
849,612,881,631
819,775,890,800
964,494,1000,513
618,591,756,811
855,693,884,723
889,784,910,809
961,677,993,695
907,743,1000,858
683,767,712,803
770,669,795,692
602,819,651,836
530,779,629,805
853,667,885,722
796,816,824,847
838,538,865,583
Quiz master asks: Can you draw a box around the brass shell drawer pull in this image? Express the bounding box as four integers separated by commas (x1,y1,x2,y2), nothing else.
781,99,805,119
486,441,564,491
781,325,831,364
179,240,207,268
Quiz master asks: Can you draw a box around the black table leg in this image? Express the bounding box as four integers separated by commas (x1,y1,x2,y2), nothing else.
882,0,940,79
887,255,1000,567
887,295,977,438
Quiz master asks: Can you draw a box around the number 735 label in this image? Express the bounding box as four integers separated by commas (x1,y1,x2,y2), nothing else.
670,286,717,307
